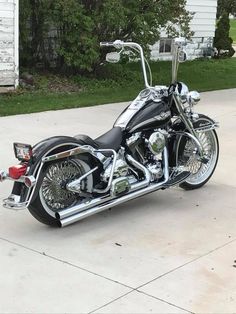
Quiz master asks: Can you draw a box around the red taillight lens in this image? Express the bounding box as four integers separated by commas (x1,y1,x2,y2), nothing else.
8,164,27,179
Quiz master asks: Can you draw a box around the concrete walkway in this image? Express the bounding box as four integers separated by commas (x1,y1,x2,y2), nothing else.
0,89,236,313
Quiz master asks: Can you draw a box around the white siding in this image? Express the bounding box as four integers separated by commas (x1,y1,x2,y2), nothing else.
151,0,218,61
0,0,18,87
186,0,217,38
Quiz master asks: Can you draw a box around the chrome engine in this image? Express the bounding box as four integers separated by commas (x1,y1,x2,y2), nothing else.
146,162,163,181
126,130,167,183
101,157,129,182
100,129,167,196
148,131,166,155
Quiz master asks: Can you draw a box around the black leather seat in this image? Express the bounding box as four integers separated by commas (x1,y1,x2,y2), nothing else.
74,127,123,151
95,127,123,151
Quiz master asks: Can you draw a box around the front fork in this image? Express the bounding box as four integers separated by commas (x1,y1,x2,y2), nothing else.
172,93,207,162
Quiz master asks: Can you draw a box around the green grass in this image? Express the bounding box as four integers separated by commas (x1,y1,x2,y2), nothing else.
1,58,236,117
230,19,236,43
0,87,140,116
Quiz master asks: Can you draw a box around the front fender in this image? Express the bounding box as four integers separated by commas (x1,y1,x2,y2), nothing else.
169,114,218,167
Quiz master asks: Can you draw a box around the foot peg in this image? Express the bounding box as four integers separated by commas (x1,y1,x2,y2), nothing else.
164,171,191,187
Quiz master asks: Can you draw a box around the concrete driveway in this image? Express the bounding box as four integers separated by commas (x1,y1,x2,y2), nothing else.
0,89,236,314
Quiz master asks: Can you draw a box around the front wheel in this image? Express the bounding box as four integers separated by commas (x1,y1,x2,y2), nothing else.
177,119,219,190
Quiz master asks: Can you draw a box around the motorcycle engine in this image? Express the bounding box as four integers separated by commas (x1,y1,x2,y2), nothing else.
127,130,167,182
101,158,129,182
148,131,166,155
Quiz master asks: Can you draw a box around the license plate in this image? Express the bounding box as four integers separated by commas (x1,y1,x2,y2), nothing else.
13,143,33,161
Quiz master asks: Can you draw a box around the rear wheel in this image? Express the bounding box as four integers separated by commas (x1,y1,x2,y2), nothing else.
28,157,92,226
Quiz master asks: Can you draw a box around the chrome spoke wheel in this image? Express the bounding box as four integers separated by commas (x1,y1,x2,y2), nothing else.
39,158,91,217
179,129,218,186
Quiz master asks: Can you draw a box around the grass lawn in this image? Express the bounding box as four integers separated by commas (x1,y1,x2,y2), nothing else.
1,58,236,116
230,19,236,43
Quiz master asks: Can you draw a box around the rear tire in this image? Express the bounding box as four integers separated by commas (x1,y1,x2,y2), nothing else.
28,156,92,226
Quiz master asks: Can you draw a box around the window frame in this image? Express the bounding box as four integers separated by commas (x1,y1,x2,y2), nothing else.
159,38,173,55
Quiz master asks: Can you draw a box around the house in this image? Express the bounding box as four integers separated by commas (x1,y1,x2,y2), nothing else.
151,0,218,61
0,0,217,88
0,0,18,89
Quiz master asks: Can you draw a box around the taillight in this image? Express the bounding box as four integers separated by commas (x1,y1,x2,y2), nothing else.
8,164,27,180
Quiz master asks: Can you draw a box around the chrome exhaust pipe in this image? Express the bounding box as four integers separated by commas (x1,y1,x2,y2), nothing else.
58,148,169,227
56,153,152,220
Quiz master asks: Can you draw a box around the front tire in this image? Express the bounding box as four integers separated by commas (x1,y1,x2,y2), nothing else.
177,118,219,190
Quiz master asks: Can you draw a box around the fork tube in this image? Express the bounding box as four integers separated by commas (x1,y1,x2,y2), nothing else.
173,93,204,157
172,44,179,84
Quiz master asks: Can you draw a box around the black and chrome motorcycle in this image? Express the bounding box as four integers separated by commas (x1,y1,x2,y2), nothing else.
0,38,219,227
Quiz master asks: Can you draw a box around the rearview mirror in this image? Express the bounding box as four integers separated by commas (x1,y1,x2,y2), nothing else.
106,52,120,63
178,50,187,63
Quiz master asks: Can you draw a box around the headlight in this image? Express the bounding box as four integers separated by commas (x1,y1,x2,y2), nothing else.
187,91,201,106
176,82,189,102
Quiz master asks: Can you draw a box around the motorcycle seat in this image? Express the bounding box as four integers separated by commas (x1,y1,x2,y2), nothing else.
74,127,123,152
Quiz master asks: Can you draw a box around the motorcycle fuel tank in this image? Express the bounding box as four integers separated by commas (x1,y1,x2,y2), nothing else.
114,91,171,134
125,99,171,133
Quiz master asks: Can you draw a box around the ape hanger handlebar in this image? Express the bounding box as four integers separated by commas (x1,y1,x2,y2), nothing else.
100,40,151,88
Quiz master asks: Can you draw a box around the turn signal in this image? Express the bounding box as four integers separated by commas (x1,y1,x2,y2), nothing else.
8,164,27,180
24,176,36,188
0,170,7,182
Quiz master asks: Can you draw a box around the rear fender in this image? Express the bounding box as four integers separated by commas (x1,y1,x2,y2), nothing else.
11,136,101,205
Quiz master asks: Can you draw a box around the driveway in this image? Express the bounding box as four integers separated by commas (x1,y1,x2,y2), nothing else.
0,89,236,313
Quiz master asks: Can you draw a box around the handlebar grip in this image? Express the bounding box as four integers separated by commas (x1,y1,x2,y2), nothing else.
100,42,114,47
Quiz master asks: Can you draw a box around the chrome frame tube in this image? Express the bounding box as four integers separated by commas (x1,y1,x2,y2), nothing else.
93,149,117,194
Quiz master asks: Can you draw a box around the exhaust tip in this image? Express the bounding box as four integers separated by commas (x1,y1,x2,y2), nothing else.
57,220,62,228
55,212,60,220
55,212,62,227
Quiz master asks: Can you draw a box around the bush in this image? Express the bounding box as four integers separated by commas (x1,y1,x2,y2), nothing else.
214,12,235,58
19,0,193,73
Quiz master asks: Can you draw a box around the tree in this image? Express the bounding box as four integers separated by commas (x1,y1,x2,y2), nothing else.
217,0,236,18
19,0,52,67
214,12,235,57
20,0,193,72
51,0,193,71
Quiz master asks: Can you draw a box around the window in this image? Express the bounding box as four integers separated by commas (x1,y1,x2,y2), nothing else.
159,38,172,54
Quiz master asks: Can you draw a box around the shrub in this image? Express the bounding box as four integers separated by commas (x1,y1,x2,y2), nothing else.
214,12,235,58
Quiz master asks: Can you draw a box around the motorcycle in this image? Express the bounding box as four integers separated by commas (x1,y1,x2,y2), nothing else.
0,38,219,227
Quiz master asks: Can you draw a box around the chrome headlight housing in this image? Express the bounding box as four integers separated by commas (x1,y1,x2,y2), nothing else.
187,91,201,106
176,82,189,102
